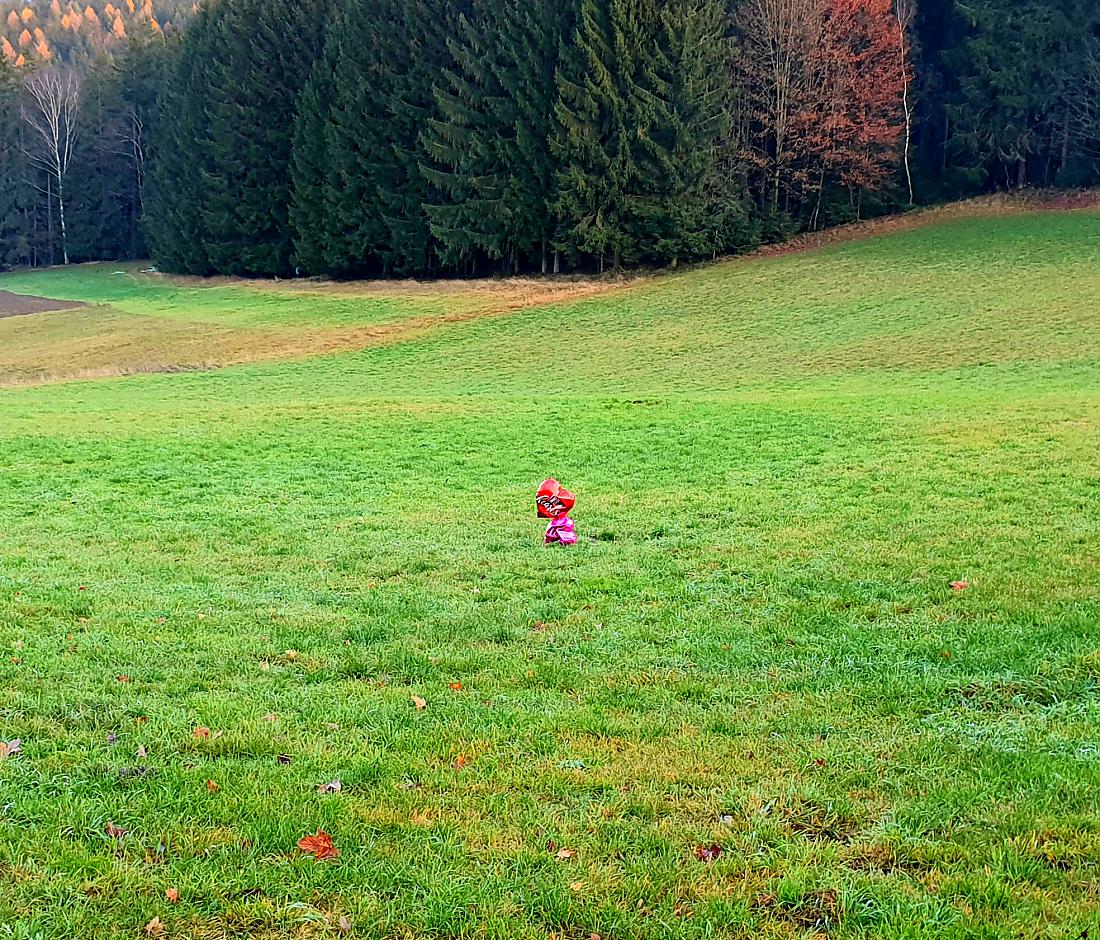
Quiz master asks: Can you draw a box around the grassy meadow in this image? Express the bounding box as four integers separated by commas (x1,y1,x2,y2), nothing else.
0,209,1098,939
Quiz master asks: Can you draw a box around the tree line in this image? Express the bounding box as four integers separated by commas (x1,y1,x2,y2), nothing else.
0,0,1098,276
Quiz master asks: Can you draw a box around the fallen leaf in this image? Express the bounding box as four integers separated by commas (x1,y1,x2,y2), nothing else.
144,916,165,937
411,695,427,710
9,657,20,664
337,914,352,934
555,848,576,861
807,757,827,769
0,739,21,759
117,675,130,683
447,682,463,691
105,820,128,839
277,754,292,765
318,779,342,794
453,754,468,770
693,843,723,862
259,661,271,671
950,580,969,591
165,887,179,903
569,881,585,891
134,716,149,724
206,779,219,793
137,745,148,758
410,810,432,826
297,829,340,862
325,722,340,731
261,713,279,722
192,726,210,740
78,585,87,591
284,649,299,661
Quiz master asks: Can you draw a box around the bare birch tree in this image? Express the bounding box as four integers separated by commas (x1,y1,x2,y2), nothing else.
23,68,81,265
733,0,825,213
894,0,916,203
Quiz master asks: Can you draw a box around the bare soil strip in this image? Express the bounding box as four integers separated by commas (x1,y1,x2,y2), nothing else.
0,289,87,318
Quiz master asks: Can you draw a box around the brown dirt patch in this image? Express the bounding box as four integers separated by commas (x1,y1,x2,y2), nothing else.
754,888,842,932
0,289,86,318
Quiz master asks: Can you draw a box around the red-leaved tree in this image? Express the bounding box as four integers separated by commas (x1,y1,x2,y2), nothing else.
735,0,906,223
813,0,905,214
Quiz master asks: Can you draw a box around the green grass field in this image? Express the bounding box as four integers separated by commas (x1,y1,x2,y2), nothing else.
1,209,1098,939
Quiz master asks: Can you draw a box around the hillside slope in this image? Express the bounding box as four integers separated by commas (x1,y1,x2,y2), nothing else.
0,209,1097,939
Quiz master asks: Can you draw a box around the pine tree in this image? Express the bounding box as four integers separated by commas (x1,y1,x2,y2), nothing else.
316,0,394,276
551,0,624,270
376,0,470,274
551,0,733,270
199,0,330,275
288,44,334,275
0,59,31,267
420,0,508,271
143,23,208,272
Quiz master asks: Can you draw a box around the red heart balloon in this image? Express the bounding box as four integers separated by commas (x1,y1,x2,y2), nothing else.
536,478,575,518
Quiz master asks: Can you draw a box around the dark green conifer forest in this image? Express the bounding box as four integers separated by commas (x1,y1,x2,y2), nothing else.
0,0,1097,275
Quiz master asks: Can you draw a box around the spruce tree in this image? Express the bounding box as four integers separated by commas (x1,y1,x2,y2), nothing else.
319,0,398,276
143,24,208,273
551,0,737,269
0,61,30,268
200,0,330,275
420,0,509,271
289,47,335,276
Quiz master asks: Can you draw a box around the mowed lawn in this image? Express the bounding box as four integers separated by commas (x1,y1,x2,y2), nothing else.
0,210,1098,939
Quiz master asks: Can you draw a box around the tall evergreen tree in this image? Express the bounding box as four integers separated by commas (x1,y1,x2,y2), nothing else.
0,60,31,268
552,0,735,270
143,23,208,272
199,0,329,275
313,0,396,276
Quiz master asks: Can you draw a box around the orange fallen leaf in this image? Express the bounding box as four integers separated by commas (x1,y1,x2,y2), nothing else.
206,779,219,793
410,810,432,826
117,675,130,683
193,726,210,739
165,887,180,903
411,695,426,710
297,829,340,862
453,754,468,770
950,580,969,591
105,820,128,839
284,649,299,661
134,716,149,724
555,848,576,861
447,682,463,691
0,739,21,759
569,880,585,891
144,916,165,937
